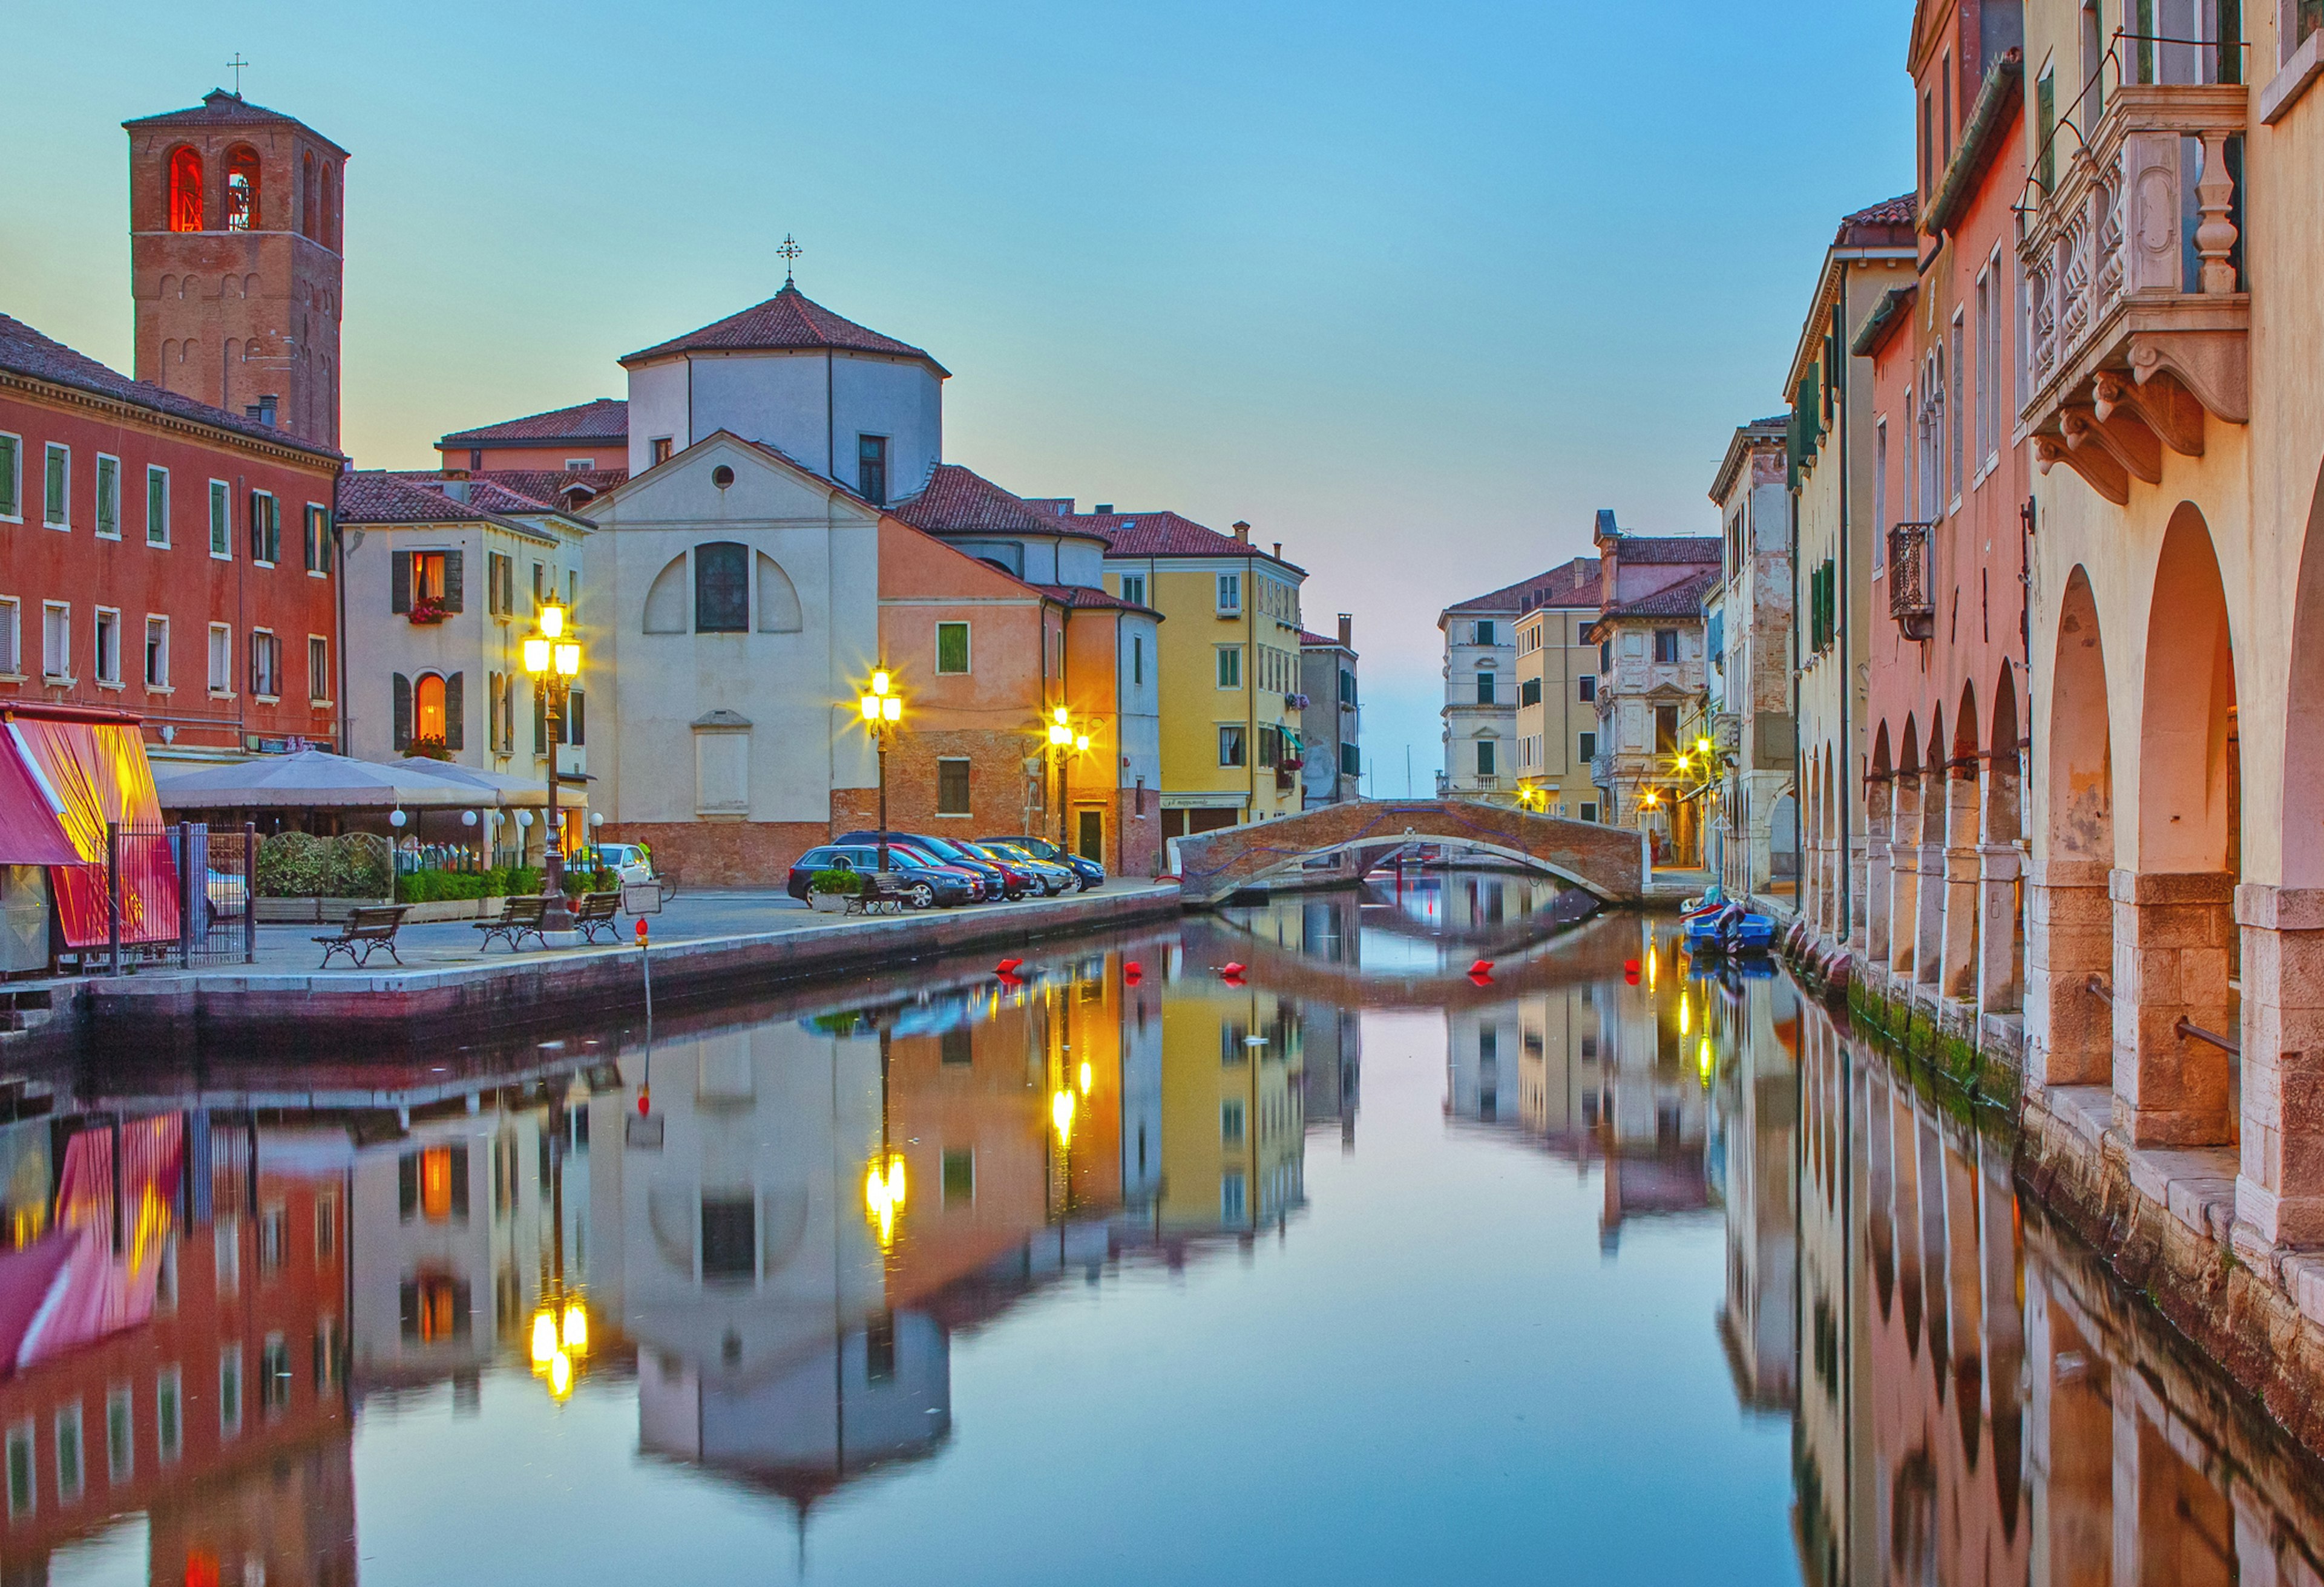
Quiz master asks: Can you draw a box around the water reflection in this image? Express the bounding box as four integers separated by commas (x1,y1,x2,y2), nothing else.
0,874,2312,1582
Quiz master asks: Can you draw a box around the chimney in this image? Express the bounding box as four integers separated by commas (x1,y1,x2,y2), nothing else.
245,396,278,427
1232,521,1250,545
1272,541,1282,560
1094,503,1114,515
444,479,471,504
1338,613,1352,648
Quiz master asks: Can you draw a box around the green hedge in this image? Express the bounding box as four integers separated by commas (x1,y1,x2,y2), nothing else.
807,868,863,895
395,866,542,904
256,832,392,898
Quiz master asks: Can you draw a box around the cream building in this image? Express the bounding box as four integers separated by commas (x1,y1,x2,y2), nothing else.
1584,519,1722,863
1441,554,1601,804
1707,417,1799,899
1781,198,1917,938
1508,557,1605,818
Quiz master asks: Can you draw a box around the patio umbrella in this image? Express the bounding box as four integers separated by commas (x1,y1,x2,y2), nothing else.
153,748,476,809
392,758,551,807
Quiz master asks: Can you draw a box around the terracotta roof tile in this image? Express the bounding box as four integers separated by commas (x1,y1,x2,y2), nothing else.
335,471,508,526
1612,534,1721,565
621,284,947,374
1065,508,1305,574
438,399,627,449
1443,557,1603,616
467,467,628,504
1034,583,1158,615
894,464,1108,541
1598,570,1721,622
0,312,342,462
122,90,349,157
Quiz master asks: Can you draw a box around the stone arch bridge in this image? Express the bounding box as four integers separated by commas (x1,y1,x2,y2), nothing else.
1168,800,1649,907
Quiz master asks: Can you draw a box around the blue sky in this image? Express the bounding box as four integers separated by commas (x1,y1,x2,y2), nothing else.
3,0,1914,785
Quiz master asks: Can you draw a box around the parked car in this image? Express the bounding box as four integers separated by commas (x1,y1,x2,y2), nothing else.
986,834,1105,890
833,831,1010,901
592,842,655,885
883,842,996,901
963,839,1074,895
783,845,974,909
946,840,1051,899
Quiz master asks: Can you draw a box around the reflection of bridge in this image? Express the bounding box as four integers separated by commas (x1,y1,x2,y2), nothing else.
1180,912,1642,1011
1170,800,1649,906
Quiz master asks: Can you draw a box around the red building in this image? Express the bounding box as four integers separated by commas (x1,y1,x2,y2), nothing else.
0,314,343,762
1860,0,2033,1036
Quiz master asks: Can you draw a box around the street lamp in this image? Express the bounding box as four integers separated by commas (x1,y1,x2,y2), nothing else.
522,598,582,931
859,669,904,871
1045,704,1088,851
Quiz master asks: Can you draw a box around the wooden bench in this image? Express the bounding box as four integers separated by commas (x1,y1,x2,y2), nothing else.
845,872,916,915
314,904,410,969
572,890,623,944
474,894,551,952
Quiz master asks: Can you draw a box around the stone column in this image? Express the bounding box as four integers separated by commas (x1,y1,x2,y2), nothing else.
1864,778,1893,966
1889,776,1923,977
1849,820,1870,957
2235,884,2324,1246
1977,843,2024,1015
1940,762,1982,1003
1915,770,1947,988
2025,859,2114,1090
2111,869,2237,1148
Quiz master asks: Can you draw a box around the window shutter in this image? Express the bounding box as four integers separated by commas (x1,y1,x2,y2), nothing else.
0,435,15,518
533,689,547,754
391,551,411,614
444,672,465,750
441,550,464,613
393,672,411,750
449,1147,470,1219
568,689,585,747
397,1155,417,1221
250,493,263,560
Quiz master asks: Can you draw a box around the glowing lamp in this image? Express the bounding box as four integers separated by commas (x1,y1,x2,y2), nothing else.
1078,1061,1092,1096
872,670,891,696
1052,705,1069,727
1074,733,1089,752
1051,1087,1075,1145
530,1309,557,1366
562,1303,587,1351
1048,722,1071,747
862,695,881,722
554,641,580,676
522,636,551,673
884,695,901,722
548,1349,573,1398
540,603,565,640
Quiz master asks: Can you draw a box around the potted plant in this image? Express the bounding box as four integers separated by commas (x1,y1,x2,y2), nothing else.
406,733,451,762
806,868,863,913
408,594,448,626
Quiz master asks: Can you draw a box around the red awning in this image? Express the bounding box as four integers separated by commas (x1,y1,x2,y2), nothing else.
0,730,76,866
5,712,181,947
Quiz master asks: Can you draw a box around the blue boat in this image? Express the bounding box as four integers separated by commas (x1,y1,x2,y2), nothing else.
1682,906,1776,955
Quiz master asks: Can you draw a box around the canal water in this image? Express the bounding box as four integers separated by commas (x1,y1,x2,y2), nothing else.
2,869,2322,1584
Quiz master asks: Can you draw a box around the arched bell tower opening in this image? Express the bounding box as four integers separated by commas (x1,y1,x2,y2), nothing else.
124,89,348,450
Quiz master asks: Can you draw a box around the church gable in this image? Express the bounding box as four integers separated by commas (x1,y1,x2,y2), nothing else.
592,431,875,530
878,517,1046,603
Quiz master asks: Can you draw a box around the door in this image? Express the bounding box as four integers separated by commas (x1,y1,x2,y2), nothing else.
1077,810,1104,862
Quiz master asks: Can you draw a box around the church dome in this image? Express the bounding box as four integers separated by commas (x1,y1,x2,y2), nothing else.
620,284,947,376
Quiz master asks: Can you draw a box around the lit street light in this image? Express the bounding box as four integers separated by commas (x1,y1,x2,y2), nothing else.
522,598,582,931
860,669,904,871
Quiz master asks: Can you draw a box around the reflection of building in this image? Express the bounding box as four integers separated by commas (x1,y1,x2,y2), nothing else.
1598,921,1710,1247
1160,974,1305,1232
0,1116,355,1585
1710,973,1799,1412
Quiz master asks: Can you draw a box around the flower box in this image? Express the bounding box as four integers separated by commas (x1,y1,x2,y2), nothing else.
407,598,449,626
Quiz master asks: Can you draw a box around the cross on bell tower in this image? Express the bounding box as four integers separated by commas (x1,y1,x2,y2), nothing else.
226,54,249,95
777,234,802,286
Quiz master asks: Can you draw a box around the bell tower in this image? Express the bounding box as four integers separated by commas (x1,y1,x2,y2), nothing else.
123,90,348,451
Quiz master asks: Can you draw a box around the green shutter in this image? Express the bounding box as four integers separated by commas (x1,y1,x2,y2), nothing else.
0,434,15,519
148,468,167,545
2037,72,2056,192
96,456,117,536
45,447,65,524
210,482,229,555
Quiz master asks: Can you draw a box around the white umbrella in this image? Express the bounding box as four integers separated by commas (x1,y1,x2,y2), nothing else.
153,749,477,809
392,758,553,807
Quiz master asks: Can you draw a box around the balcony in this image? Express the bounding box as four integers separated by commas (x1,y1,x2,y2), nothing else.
1710,712,1741,756
2019,66,2248,504
1590,754,1614,786
1888,522,1935,641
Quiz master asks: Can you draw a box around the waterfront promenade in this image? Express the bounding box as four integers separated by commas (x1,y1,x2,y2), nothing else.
54,883,1181,1049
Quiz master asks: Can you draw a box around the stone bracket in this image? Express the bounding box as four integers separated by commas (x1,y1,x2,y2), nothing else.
2130,327,2249,425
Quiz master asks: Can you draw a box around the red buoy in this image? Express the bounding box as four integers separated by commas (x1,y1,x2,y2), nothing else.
1123,960,1141,975
996,957,1023,976
1468,969,1495,987
1469,959,1494,975
1220,961,1246,977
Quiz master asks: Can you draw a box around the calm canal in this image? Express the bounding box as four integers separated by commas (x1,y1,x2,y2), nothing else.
4,870,2322,1584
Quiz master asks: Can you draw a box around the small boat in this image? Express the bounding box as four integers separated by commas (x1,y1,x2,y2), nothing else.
1682,907,1776,954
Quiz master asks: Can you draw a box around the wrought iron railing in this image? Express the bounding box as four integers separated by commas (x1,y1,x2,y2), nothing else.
1888,523,1935,637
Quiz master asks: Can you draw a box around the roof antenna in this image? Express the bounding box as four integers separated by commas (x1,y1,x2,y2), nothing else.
777,234,803,287
227,53,250,96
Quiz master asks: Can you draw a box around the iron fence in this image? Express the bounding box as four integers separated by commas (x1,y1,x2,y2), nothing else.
163,820,257,969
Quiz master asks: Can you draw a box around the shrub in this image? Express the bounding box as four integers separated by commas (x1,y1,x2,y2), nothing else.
807,868,864,896
393,865,542,904
560,866,617,897
256,831,392,898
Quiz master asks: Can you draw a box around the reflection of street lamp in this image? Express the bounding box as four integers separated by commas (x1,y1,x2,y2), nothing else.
1045,705,1089,850
860,670,904,871
530,1298,589,1401
523,599,582,929
864,1153,907,1248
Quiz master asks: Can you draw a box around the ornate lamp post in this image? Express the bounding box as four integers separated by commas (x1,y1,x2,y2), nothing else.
859,669,903,871
1045,705,1088,851
523,599,582,930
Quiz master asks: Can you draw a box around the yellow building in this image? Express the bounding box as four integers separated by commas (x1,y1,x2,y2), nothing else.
1506,558,1606,818
1058,506,1307,837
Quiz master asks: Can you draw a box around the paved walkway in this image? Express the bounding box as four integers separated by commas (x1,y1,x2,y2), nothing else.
243,886,1126,975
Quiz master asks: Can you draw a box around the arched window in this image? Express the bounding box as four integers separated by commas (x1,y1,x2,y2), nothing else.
166,146,203,232
320,163,336,248
694,543,750,633
301,151,318,239
225,146,261,231
414,673,446,741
